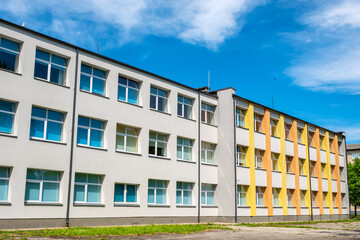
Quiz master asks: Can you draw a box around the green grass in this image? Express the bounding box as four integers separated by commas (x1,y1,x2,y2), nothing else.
0,223,230,240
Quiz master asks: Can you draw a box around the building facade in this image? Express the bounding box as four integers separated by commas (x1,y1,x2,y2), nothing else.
347,143,360,164
0,19,350,229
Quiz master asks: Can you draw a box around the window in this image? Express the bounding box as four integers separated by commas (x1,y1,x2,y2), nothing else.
201,142,215,164
323,192,327,207
34,49,67,85
254,114,262,132
300,190,306,207
341,194,345,207
150,86,168,112
312,191,317,207
256,187,265,206
308,132,314,147
77,117,105,148
331,166,335,179
149,131,168,157
309,161,315,177
329,139,333,152
236,146,247,166
201,184,215,206
178,95,193,119
0,167,10,201
340,167,345,180
255,149,264,169
286,156,292,173
74,173,102,203
80,64,106,96
201,102,215,125
116,124,139,153
287,189,294,207
25,169,60,203
118,76,140,105
148,179,167,205
176,182,193,205
271,153,279,171
30,107,64,142
237,185,248,206
270,119,278,137
236,108,246,128
0,37,19,72
299,158,305,175
273,188,280,206
297,128,303,144
352,153,360,160
0,99,16,134
320,135,324,150
321,163,326,178
332,193,336,207
285,124,291,140
114,183,137,203
177,137,193,161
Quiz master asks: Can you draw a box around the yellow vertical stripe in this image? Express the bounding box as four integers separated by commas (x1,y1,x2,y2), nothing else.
246,103,256,216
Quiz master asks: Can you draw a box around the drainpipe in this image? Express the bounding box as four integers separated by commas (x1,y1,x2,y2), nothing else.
233,95,238,223
306,129,313,221
66,48,79,227
197,90,201,223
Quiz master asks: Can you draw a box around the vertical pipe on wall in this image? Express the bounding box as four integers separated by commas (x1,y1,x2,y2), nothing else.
65,48,79,227
233,95,238,223
197,90,201,223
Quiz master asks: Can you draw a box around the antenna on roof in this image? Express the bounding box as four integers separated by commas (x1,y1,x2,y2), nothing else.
97,42,100,54
22,22,26,27
208,71,210,89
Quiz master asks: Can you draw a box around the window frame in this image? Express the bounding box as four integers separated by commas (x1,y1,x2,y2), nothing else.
323,192,327,207
118,76,140,105
201,102,215,125
150,86,169,113
177,137,193,161
114,183,138,204
148,179,167,205
177,95,193,119
299,158,305,175
0,99,16,134
201,142,216,164
77,116,105,148
149,131,168,157
236,145,247,166
321,163,326,178
0,37,20,73
286,156,292,173
74,173,102,204
176,181,193,205
300,190,306,207
308,131,314,147
116,124,139,153
312,191,317,207
237,185,248,206
256,186,265,206
34,49,67,85
287,189,294,207
254,114,263,132
0,167,10,202
201,183,216,206
270,119,278,137
235,107,246,128
273,188,280,206
255,149,264,169
271,153,279,171
310,161,316,177
285,123,291,140
80,64,107,96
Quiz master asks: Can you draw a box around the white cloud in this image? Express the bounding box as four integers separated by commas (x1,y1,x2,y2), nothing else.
0,0,265,50
286,0,360,94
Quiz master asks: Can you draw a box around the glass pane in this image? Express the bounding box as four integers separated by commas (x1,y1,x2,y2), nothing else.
43,171,59,181
207,192,214,205
47,110,62,121
90,129,103,147
150,87,157,94
148,179,155,187
156,189,166,204
74,184,85,202
35,49,50,61
0,50,17,71
207,112,214,124
184,147,192,160
25,182,40,201
42,182,59,202
128,88,138,105
177,146,182,159
149,140,155,155
0,112,13,133
75,173,86,183
80,74,91,91
77,127,88,145
88,174,101,184
176,190,182,204
0,179,9,201
126,185,137,202
148,189,154,203
126,136,138,153
27,169,42,180
93,68,106,79
81,64,92,74
46,121,62,141
150,95,156,109
128,79,139,89
0,167,9,178
178,103,183,116
50,65,65,85
184,105,191,118
114,184,124,202
156,180,165,188
118,85,126,101
118,76,127,85
201,192,205,204
149,131,156,140
51,54,66,67
87,185,101,202
78,117,89,127
116,135,125,151
1,38,19,52
117,124,126,134
34,61,48,80
32,107,46,118
158,89,166,97
91,119,104,129
183,191,192,205
0,100,14,112
158,97,165,112
157,141,166,156
92,77,105,95
207,151,214,164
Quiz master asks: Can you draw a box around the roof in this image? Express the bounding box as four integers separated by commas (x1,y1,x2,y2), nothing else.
347,143,360,150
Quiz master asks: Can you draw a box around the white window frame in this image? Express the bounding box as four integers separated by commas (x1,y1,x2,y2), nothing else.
255,149,263,169
287,189,293,207
237,145,246,166
254,114,262,132
77,117,105,147
299,158,305,175
300,190,306,207
297,128,303,144
116,125,139,153
0,37,20,72
201,102,215,125
270,119,278,137
273,188,280,206
285,123,291,140
25,169,60,203
256,187,265,206
114,183,138,204
177,95,193,119
201,142,216,164
148,179,167,205
308,131,314,147
30,107,64,142
149,131,168,157
236,108,246,128
286,156,292,173
176,182,193,205
118,76,140,104
0,167,10,202
150,86,169,112
237,185,248,206
74,174,102,204
80,64,106,95
312,191,317,207
0,100,16,134
201,184,216,206
34,49,67,84
177,137,193,161
271,153,279,171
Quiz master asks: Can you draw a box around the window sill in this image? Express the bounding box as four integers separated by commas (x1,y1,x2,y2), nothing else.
73,203,105,207
299,174,307,177
323,207,330,209
77,144,107,151
285,139,294,143
149,108,171,116
80,89,109,99
237,206,250,208
300,207,308,209
286,172,295,175
201,205,218,208
321,177,328,180
236,126,248,130
272,170,282,173
0,68,22,76
177,115,196,122
254,131,265,135
30,137,66,145
237,165,249,169
271,135,280,140
148,204,170,208
114,203,140,207
117,99,143,108
340,180,346,182
149,155,171,161
176,205,196,208
201,162,218,167
309,146,316,149
255,168,267,172
287,207,296,209
201,122,218,128
34,77,70,89
116,150,142,157
25,202,63,206
273,206,283,208
177,159,196,164
0,202,11,206
311,176,318,179
256,206,268,208
0,132,17,139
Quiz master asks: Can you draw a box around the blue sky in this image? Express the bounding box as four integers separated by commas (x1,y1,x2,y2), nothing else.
1,0,359,143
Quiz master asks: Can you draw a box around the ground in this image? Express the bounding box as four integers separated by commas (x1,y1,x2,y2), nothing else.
1,220,360,240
